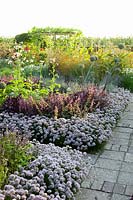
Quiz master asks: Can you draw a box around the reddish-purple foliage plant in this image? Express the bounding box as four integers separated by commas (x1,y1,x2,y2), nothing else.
2,86,109,118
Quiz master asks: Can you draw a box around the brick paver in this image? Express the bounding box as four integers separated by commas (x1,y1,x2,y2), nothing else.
75,96,133,200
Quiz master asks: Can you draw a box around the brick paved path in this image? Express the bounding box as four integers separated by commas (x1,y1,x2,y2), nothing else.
76,96,133,200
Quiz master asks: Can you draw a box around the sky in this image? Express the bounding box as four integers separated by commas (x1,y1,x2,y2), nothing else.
0,0,133,38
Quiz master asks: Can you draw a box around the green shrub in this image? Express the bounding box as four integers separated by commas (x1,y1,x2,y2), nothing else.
0,132,33,188
119,70,133,92
15,33,31,43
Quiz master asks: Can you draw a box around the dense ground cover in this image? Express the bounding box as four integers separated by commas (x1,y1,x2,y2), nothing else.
0,143,89,200
0,88,131,200
0,28,132,199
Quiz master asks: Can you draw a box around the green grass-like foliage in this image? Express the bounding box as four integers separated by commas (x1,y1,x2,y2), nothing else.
0,132,33,189
120,70,133,92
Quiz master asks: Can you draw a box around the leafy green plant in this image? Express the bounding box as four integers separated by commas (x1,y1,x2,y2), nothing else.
0,75,46,105
0,132,33,188
48,64,61,93
0,65,60,109
0,71,36,105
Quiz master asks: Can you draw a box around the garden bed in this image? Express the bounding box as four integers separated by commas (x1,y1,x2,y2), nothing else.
0,88,131,152
0,31,133,200
0,88,131,199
